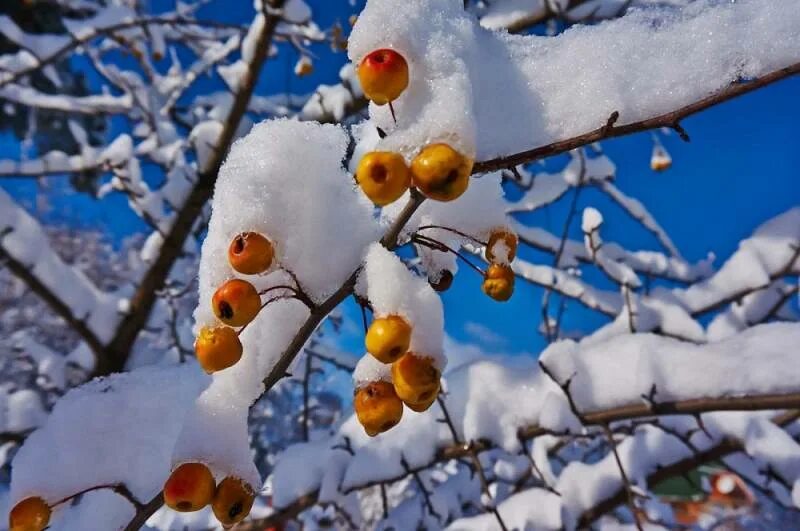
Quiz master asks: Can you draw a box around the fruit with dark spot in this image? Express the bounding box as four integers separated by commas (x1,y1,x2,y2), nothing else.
411,144,472,202
391,352,441,404
356,152,411,206
354,380,404,436
228,232,274,275
404,388,439,412
163,462,216,513
365,315,412,364
212,279,261,327
212,476,256,527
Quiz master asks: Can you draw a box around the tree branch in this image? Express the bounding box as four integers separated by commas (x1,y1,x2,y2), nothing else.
98,0,288,376
577,410,800,527
243,393,800,528
473,62,800,174
0,237,105,358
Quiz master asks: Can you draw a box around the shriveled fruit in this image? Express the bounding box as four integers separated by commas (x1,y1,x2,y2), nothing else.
391,352,440,404
212,476,256,527
482,263,514,302
354,380,404,436
429,270,454,292
485,229,518,263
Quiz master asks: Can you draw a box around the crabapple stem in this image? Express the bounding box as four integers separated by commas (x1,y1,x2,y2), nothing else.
417,224,488,246
412,234,486,275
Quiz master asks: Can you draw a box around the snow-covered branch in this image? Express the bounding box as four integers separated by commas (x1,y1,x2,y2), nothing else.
0,189,118,358
473,62,800,174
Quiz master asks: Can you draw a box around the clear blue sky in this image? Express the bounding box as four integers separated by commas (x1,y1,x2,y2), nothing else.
1,0,798,360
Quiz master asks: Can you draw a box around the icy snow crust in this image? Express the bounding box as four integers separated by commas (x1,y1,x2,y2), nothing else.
349,0,800,161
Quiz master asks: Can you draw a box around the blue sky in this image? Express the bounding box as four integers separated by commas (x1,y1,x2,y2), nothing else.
1,0,798,361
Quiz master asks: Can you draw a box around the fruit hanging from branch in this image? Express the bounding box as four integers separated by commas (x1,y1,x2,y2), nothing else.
429,269,454,292
392,352,441,405
405,391,438,413
354,380,404,436
212,476,256,527
482,263,515,302
357,48,409,105
194,326,243,373
365,314,412,363
356,151,411,206
9,496,50,531
411,143,473,202
212,279,262,327
485,229,518,263
163,462,216,512
228,232,275,275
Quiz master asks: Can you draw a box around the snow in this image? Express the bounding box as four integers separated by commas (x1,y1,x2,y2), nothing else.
581,207,603,234
301,63,364,123
507,151,615,214
0,84,132,115
270,323,800,519
0,390,46,434
514,221,712,283
9,364,209,506
711,413,800,488
174,299,310,490
356,244,446,369
48,489,135,531
353,354,392,387
350,0,800,162
673,207,800,314
194,119,381,333
0,188,123,344
447,487,561,530
541,323,800,413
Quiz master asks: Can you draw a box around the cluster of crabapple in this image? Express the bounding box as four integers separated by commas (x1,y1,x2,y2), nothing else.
355,48,474,206
6,465,258,531
350,49,519,437
354,315,443,436
162,463,256,527
481,229,518,302
159,232,278,524
195,231,277,373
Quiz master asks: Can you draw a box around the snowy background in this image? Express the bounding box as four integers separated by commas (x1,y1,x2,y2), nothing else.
0,0,799,529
